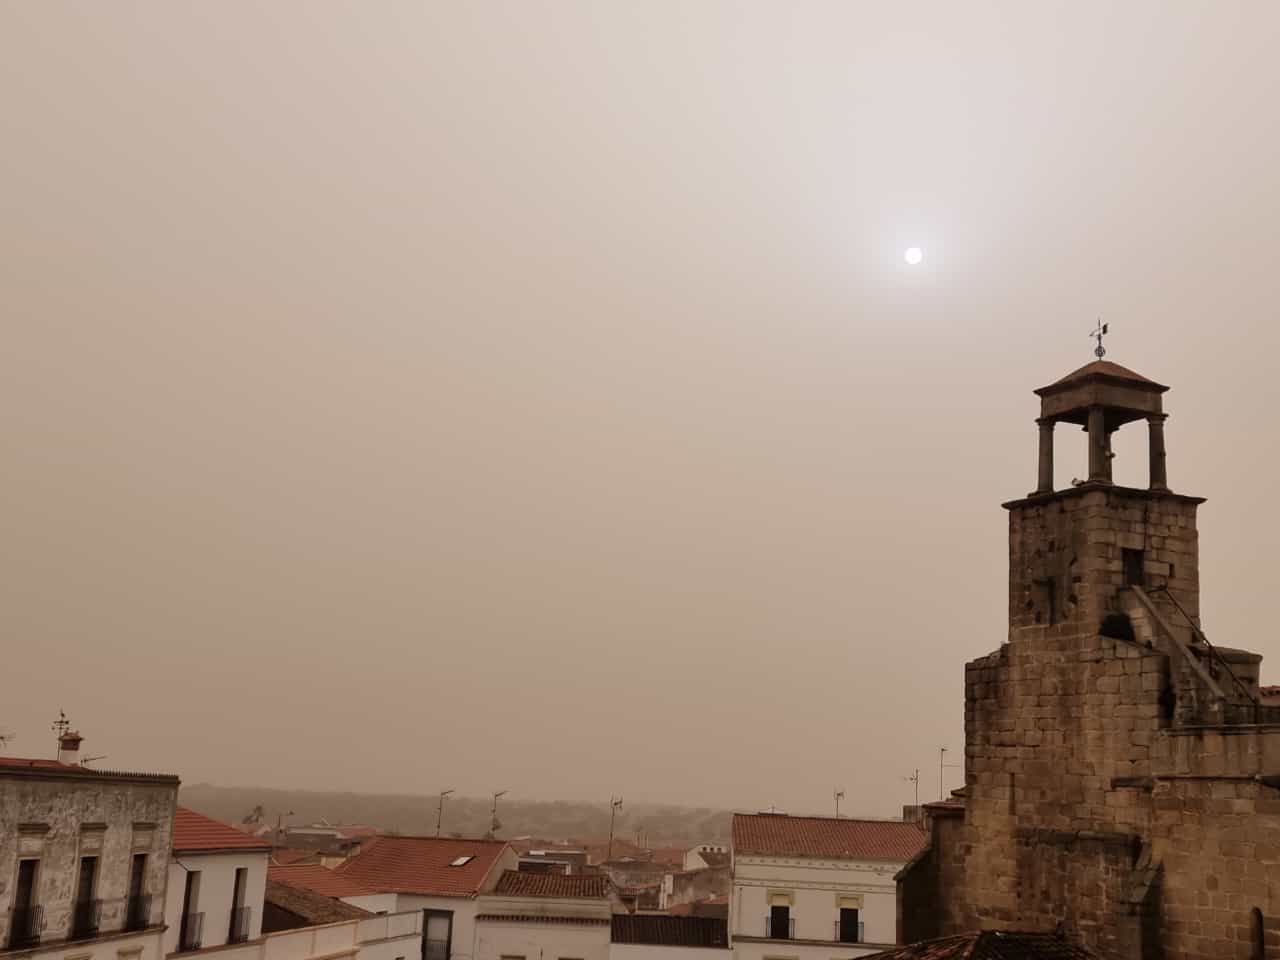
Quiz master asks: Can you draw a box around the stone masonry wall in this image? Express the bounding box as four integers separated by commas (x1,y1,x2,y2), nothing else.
903,485,1280,959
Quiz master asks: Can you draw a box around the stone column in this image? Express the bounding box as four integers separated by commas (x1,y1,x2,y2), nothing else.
1148,414,1168,490
1087,407,1109,483
1035,419,1054,494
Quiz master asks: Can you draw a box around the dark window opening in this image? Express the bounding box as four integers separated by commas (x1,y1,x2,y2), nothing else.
1100,613,1136,643
8,859,41,949
178,870,203,952
229,867,250,943
126,854,149,931
838,908,861,943
72,856,100,938
769,905,791,939
1251,908,1264,960
424,909,453,960
1123,548,1145,587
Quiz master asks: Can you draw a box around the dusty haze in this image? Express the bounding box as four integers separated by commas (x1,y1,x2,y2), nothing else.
3,2,1278,819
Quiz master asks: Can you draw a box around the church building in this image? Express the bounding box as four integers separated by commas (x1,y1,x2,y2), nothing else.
896,357,1280,959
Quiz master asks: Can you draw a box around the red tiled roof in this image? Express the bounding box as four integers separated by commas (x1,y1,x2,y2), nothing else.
174,807,273,853
650,847,686,867
269,863,378,898
493,870,610,899
0,757,80,771
338,836,508,898
0,757,178,783
732,813,926,862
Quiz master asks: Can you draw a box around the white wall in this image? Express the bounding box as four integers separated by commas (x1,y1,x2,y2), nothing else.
357,910,424,960
165,850,269,953
343,893,400,914
730,856,899,948
730,938,882,960
395,895,479,960
474,918,608,960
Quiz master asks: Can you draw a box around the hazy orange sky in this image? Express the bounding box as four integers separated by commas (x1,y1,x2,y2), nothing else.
3,2,1278,818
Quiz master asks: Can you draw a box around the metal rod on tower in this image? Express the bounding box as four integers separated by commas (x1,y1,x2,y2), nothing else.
834,788,845,818
435,789,455,837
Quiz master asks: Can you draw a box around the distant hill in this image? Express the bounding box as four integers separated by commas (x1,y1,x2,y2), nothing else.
178,783,732,847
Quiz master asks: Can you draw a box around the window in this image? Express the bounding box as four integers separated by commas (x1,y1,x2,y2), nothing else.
838,907,861,943
448,856,474,867
229,868,250,943
1123,548,1145,586
769,905,792,939
8,859,40,949
178,870,203,952
424,910,453,960
126,855,148,931
72,856,100,938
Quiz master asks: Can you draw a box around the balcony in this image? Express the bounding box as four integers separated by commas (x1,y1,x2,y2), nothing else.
425,938,449,960
71,899,102,940
125,894,152,933
178,912,205,953
763,916,795,940
7,906,43,950
229,907,252,945
834,920,866,944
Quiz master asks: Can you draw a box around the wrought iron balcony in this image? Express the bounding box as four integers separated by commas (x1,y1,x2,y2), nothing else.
71,899,102,940
7,905,43,950
228,906,252,944
834,919,865,944
178,912,204,952
763,916,795,940
125,894,152,933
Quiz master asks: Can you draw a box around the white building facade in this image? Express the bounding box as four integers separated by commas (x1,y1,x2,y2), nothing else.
729,814,925,960
474,871,613,960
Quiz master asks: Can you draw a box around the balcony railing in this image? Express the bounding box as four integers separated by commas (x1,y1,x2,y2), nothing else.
834,920,866,944
229,906,252,944
425,938,449,960
125,894,152,933
71,899,103,940
7,906,43,950
178,912,205,952
764,916,795,940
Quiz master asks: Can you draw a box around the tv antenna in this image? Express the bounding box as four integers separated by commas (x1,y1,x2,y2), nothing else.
606,796,624,861
435,789,455,837
833,788,845,818
487,790,508,839
903,769,920,811
1090,319,1109,360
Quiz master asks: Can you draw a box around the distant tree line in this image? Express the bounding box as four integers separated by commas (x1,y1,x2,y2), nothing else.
178,783,732,846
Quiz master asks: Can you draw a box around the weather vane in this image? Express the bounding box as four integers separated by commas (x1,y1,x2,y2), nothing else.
1090,319,1109,359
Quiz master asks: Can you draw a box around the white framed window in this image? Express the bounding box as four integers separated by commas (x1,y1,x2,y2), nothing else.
449,856,475,867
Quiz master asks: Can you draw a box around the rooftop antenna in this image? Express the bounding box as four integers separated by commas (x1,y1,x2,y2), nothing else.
903,769,920,813
435,789,455,837
606,796,624,861
81,755,107,765
1090,319,1109,360
52,710,70,759
487,790,508,839
939,747,962,801
833,788,845,818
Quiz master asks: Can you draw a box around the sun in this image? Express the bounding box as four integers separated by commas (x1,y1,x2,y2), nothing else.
903,247,923,266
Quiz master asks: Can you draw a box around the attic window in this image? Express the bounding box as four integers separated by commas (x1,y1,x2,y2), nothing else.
450,856,475,867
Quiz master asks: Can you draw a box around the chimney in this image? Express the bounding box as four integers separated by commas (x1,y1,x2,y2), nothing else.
58,731,84,765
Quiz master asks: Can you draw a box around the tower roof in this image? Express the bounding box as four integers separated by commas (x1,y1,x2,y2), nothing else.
1035,360,1168,397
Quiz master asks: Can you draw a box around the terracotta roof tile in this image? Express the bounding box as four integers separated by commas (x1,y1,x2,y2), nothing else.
611,915,728,948
270,849,317,866
732,813,926,862
264,880,371,926
338,836,508,898
493,870,610,899
0,757,178,782
174,807,273,853
268,864,378,899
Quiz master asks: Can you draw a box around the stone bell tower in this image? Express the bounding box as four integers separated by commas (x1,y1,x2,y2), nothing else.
1006,359,1202,648
897,355,1280,960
